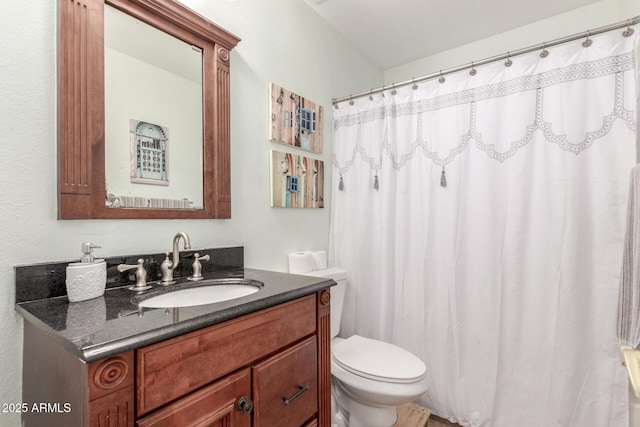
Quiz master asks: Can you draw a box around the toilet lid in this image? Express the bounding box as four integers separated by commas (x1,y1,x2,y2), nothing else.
332,335,426,384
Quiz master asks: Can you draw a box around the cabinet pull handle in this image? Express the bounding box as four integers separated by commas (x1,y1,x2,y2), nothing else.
237,396,253,414
282,385,309,406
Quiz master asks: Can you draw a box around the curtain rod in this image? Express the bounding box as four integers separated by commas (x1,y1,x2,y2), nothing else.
332,15,640,106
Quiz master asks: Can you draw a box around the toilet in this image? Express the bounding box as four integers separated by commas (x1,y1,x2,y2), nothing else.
305,267,429,427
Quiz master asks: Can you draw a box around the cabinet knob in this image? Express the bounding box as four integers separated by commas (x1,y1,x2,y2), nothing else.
237,396,253,414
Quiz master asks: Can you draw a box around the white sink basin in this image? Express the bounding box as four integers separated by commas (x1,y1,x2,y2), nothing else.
139,278,263,308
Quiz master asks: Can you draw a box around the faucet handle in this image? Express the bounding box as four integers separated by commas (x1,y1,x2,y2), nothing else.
159,252,176,285
118,259,151,291
188,253,210,281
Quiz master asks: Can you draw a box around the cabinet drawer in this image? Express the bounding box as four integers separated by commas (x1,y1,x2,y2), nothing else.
137,295,316,415
136,369,251,427
252,336,318,427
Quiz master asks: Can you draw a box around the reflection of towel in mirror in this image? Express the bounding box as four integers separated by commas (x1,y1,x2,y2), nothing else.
618,164,640,349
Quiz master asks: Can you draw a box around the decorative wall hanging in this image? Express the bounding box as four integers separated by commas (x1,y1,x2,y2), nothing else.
270,150,324,208
130,119,169,186
270,83,324,154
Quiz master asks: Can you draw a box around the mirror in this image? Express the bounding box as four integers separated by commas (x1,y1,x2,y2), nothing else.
57,0,240,219
104,5,204,209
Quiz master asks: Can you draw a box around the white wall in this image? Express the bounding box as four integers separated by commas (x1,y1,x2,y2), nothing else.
0,1,381,425
384,0,640,84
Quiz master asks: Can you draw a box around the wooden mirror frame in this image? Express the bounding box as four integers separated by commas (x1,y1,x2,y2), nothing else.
57,0,240,219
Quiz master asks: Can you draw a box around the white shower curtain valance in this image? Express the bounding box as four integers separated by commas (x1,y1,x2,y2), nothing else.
334,49,636,179
330,26,638,427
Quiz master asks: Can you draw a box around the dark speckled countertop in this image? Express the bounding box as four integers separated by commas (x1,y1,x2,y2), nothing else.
15,247,334,363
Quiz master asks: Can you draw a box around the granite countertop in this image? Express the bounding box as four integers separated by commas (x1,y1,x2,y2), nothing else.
16,267,334,363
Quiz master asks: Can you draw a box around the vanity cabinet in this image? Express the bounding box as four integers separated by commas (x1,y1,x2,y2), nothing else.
22,290,332,427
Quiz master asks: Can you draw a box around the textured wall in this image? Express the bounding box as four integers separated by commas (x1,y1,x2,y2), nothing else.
384,0,640,84
0,0,380,425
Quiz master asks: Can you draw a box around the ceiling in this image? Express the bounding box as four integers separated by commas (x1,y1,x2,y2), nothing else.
303,0,602,69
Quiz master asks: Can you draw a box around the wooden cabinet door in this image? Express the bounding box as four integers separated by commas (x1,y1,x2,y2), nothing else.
252,336,318,427
136,369,251,427
89,386,135,427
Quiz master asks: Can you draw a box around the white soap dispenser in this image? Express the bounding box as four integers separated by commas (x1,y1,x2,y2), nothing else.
65,243,107,302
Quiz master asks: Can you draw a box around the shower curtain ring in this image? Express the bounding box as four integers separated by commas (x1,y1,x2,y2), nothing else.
412,78,418,90
540,42,549,58
504,51,512,67
391,83,397,96
349,95,354,106
582,30,593,47
368,89,374,101
469,61,477,76
333,100,339,109
623,19,635,37
438,71,446,84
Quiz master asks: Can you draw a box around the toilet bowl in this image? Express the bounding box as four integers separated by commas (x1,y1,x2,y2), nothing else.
305,268,429,427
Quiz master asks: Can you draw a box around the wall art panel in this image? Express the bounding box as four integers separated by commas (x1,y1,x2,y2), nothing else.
270,150,324,208
269,83,324,154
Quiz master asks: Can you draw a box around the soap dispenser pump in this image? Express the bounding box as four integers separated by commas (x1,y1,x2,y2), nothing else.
80,242,101,263
66,242,107,302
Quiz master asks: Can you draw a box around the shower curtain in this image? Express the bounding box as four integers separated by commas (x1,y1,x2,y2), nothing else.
330,26,639,427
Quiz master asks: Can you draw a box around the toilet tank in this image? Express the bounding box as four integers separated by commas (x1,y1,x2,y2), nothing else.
304,267,346,338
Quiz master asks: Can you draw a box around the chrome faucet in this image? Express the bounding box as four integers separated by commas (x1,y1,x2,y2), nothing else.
159,232,192,285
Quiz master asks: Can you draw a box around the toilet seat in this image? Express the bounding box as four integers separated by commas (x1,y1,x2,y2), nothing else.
332,335,426,384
